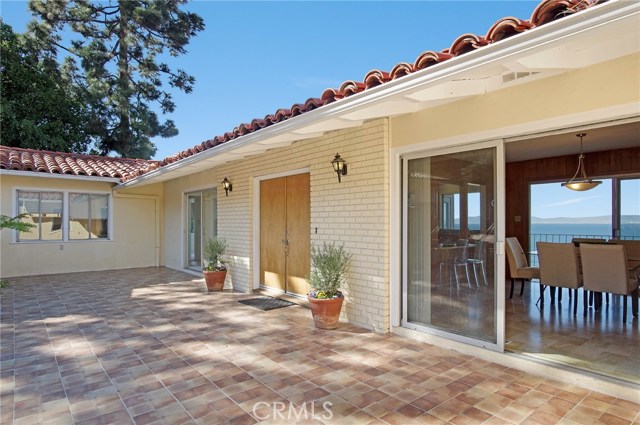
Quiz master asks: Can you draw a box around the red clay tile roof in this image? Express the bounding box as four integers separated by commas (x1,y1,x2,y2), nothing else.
0,146,161,180
157,0,604,169
0,0,604,183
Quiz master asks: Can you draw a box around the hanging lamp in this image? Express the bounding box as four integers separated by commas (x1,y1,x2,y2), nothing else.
561,133,602,191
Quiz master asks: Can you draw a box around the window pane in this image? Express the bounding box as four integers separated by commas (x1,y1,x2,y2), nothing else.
69,194,91,240
16,191,40,241
406,147,496,343
16,191,63,241
530,180,612,256
90,195,109,239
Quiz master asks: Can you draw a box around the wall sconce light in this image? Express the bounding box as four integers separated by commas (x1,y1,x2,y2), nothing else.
331,153,347,183
561,133,602,191
221,177,232,196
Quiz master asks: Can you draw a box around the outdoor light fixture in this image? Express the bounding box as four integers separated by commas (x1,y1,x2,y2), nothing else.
221,177,232,196
561,133,602,191
331,153,347,183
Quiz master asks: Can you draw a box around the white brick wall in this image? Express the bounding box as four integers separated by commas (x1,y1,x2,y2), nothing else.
217,118,390,332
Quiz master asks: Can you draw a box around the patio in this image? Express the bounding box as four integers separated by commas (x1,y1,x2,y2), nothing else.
1,268,638,425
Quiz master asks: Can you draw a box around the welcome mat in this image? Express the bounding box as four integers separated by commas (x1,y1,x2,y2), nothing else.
238,296,296,311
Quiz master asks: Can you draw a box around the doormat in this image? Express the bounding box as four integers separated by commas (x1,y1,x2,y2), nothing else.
238,296,296,311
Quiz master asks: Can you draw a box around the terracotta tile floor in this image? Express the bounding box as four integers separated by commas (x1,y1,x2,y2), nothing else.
1,267,639,425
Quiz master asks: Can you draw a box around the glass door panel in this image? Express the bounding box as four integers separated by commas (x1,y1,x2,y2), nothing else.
187,194,202,268
202,190,217,244
186,189,217,270
404,147,497,344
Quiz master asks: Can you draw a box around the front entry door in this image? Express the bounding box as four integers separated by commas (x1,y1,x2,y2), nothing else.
260,173,310,295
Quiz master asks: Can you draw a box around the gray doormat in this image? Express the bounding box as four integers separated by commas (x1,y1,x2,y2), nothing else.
238,296,296,311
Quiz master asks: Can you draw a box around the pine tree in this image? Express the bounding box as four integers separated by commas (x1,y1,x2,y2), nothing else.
26,0,205,159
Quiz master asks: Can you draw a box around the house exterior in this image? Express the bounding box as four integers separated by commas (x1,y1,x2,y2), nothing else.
1,0,639,396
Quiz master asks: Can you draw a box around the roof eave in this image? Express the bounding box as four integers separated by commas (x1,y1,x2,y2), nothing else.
0,169,122,184
116,0,640,189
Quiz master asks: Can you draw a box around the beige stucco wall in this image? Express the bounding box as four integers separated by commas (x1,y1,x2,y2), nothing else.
391,53,640,148
158,119,390,331
0,174,162,277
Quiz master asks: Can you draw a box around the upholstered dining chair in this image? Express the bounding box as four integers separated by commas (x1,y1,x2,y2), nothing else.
609,239,640,277
580,243,639,322
505,237,540,299
537,242,585,315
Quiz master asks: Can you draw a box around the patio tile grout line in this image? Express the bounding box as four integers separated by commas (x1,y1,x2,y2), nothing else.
86,287,204,424
38,279,78,425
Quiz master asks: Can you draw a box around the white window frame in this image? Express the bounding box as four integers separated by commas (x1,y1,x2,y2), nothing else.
68,192,111,241
13,187,112,242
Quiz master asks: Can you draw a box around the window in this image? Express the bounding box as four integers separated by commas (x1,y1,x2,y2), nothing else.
69,193,109,240
16,191,64,241
15,190,110,242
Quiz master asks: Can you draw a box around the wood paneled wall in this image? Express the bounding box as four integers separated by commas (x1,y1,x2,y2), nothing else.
506,146,640,252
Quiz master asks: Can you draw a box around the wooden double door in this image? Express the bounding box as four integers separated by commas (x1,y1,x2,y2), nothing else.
260,173,310,295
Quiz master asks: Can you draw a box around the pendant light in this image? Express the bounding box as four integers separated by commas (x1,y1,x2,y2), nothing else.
561,133,602,191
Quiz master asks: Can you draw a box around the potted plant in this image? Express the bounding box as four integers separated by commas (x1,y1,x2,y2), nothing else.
203,237,228,292
308,242,352,329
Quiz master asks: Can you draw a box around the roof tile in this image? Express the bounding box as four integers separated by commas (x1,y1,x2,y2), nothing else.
0,0,604,183
0,146,160,180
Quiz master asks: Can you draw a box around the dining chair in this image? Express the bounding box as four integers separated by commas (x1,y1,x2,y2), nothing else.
467,239,488,286
580,243,639,322
537,242,585,315
505,237,540,299
609,239,640,277
439,241,473,291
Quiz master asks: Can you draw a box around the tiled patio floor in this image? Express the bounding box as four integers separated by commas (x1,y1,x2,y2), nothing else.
1,267,638,425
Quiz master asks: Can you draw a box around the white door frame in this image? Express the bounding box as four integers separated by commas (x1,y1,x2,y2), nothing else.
391,139,506,352
252,167,311,290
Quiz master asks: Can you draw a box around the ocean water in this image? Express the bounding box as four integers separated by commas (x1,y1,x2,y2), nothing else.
529,223,640,252
530,223,640,238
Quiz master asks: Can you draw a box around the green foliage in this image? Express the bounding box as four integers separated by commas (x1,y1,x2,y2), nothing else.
203,237,228,272
309,242,352,299
0,21,92,153
25,0,205,159
0,279,7,292
0,214,36,232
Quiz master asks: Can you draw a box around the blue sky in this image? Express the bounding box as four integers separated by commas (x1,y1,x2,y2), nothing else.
3,1,636,219
1,0,538,161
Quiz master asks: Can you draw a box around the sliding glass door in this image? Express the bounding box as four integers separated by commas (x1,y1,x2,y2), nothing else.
186,190,217,270
402,142,504,350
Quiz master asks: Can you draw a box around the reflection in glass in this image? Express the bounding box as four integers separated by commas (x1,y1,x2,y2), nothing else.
406,148,496,342
69,194,109,240
16,191,63,241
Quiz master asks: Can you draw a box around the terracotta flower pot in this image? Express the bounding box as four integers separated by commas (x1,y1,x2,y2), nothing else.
308,295,344,329
203,270,226,292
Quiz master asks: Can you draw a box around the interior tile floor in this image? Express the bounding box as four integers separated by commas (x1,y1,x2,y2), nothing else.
505,280,640,385
1,268,639,425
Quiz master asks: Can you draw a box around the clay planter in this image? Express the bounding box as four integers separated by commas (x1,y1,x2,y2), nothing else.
203,270,226,292
308,295,344,329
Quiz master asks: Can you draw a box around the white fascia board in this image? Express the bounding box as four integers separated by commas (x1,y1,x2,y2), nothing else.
118,0,639,189
0,169,121,184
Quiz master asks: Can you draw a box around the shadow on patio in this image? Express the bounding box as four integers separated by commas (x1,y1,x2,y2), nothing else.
1,267,638,425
